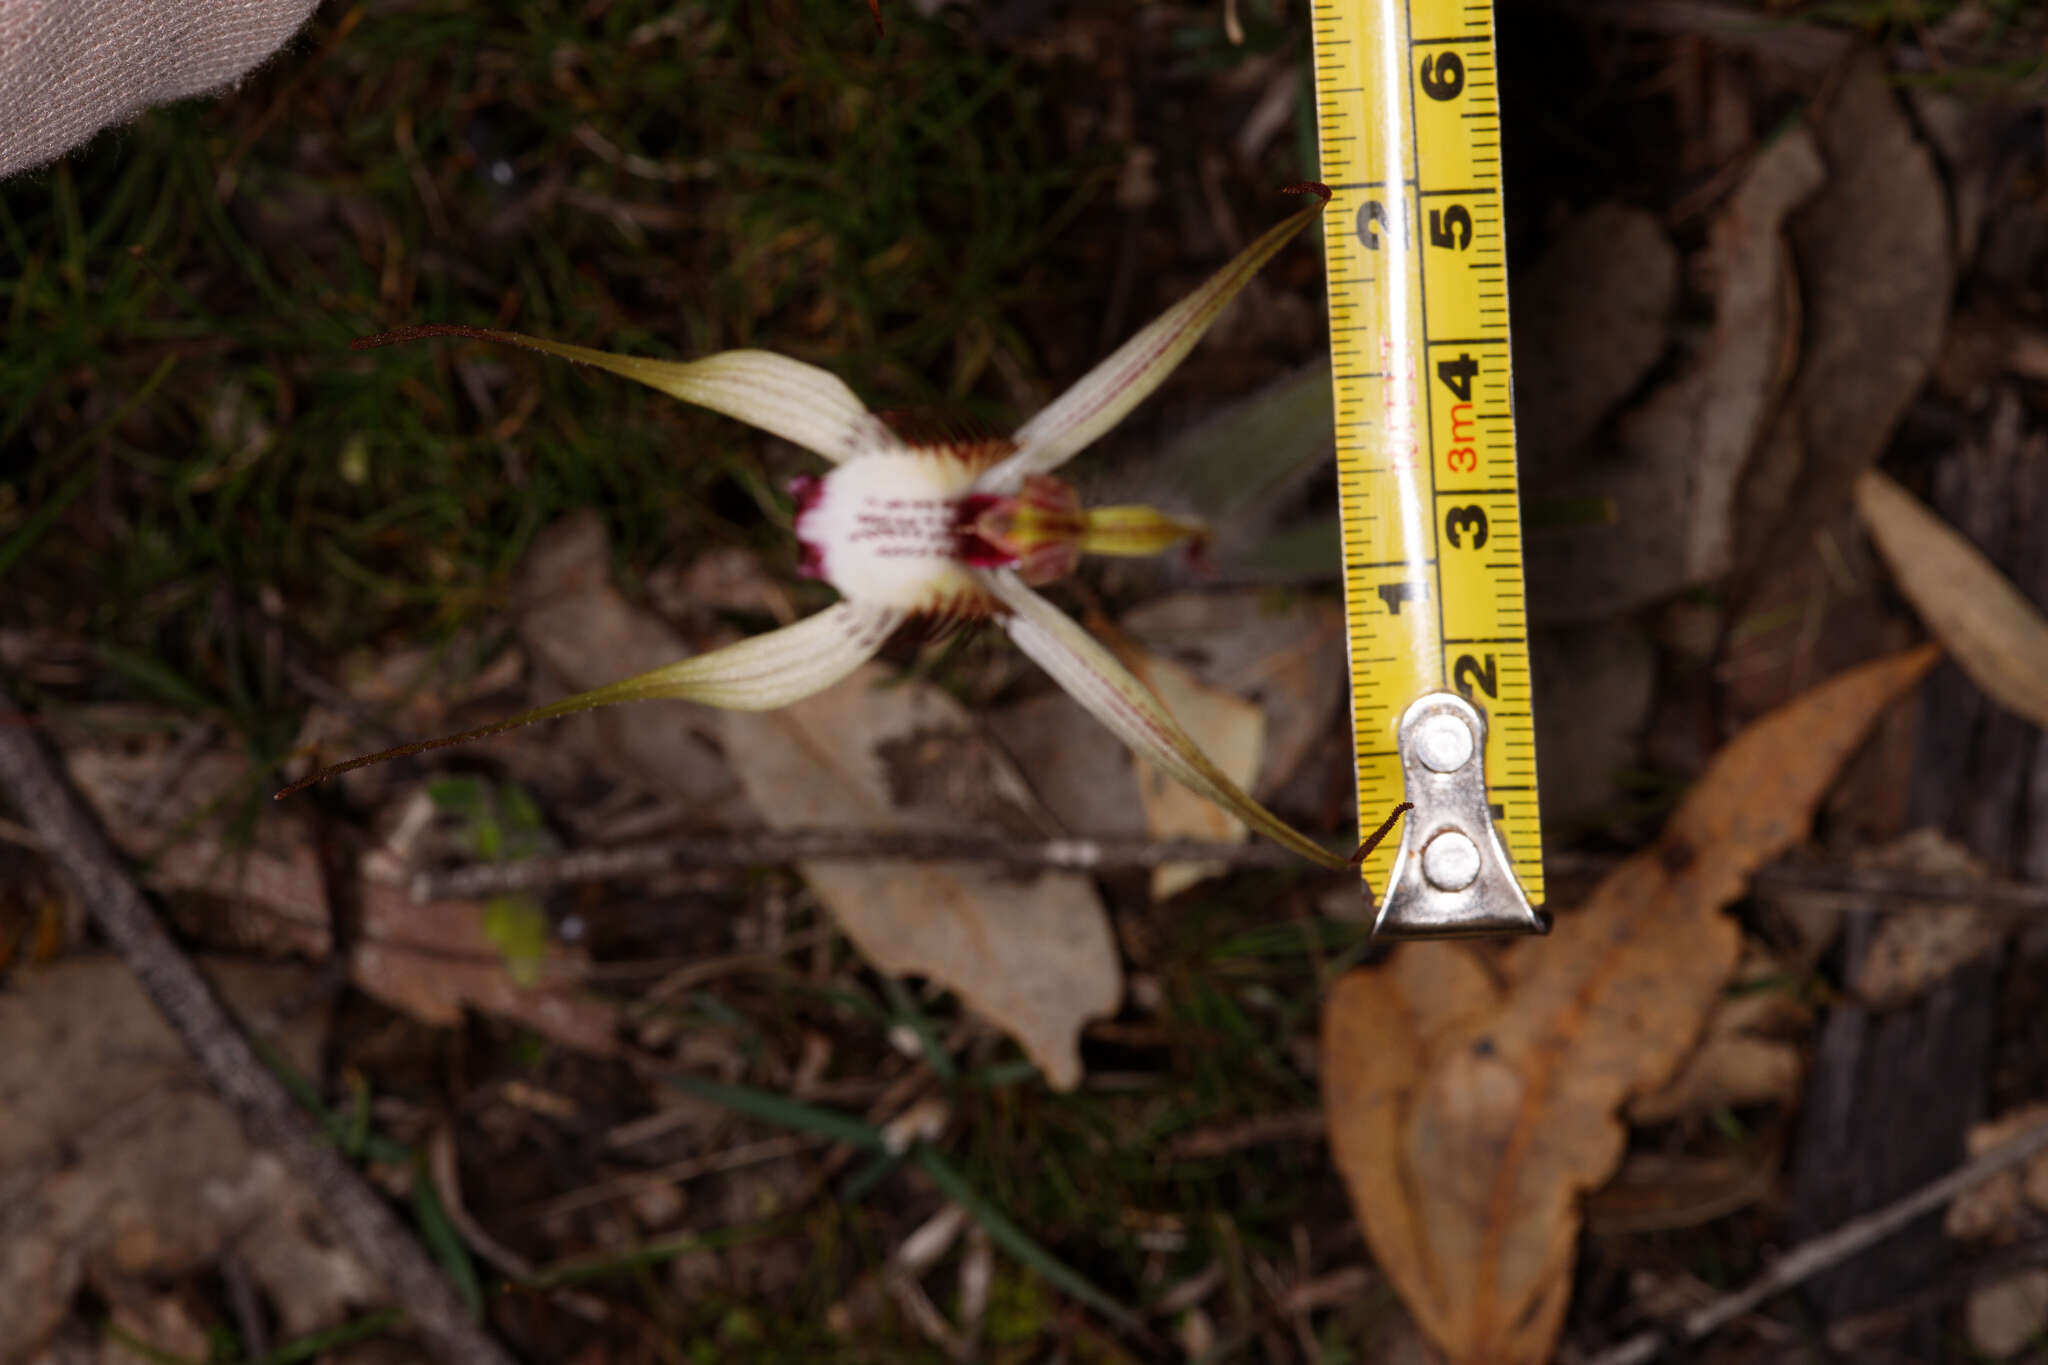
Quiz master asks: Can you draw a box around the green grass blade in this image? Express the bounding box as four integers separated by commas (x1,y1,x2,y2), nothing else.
666,1073,889,1151
912,1145,1147,1338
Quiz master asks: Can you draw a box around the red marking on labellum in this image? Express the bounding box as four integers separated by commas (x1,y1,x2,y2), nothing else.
789,473,829,579
888,587,998,646
953,492,1011,568
873,412,1014,472
352,323,511,351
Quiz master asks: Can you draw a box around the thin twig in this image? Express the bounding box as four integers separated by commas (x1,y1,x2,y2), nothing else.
1548,850,2048,918
0,677,517,1365
421,833,2048,915
1752,862,2048,916
411,829,1323,900
1586,1118,2048,1365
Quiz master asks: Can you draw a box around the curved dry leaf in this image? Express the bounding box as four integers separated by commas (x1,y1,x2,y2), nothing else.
1626,976,1809,1126
1857,468,2048,729
1527,132,1821,623
1322,645,1938,1365
722,669,1120,1090
1732,52,1952,579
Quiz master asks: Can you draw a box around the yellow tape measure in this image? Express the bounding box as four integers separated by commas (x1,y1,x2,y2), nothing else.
1309,0,1545,935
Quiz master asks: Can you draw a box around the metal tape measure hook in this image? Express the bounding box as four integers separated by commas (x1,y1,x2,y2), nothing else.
1372,692,1548,939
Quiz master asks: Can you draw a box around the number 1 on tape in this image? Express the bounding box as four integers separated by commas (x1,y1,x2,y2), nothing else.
1310,0,1546,937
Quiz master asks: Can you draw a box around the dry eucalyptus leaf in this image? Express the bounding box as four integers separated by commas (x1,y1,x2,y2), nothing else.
1527,132,1821,622
0,959,380,1362
1627,957,1810,1126
67,743,333,958
1732,51,1952,580
1322,645,1938,1365
1512,202,1680,475
723,669,1119,1091
1627,129,1822,587
1858,468,2048,730
984,690,1147,842
1582,1141,1781,1236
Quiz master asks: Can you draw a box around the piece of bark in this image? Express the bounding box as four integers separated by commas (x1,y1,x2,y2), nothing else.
1784,405,2045,1336
1786,913,1996,1330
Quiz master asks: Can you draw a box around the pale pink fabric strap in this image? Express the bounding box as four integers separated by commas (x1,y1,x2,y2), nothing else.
0,0,321,177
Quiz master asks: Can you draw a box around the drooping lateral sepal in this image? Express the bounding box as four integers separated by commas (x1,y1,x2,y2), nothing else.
981,569,1348,869
277,601,904,798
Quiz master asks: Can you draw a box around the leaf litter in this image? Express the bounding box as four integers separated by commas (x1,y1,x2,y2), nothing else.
1321,645,1938,1365
0,958,382,1363
509,512,1121,1089
65,724,620,1055
1857,467,2048,732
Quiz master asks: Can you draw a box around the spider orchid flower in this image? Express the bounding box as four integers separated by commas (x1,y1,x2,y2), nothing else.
281,184,1349,871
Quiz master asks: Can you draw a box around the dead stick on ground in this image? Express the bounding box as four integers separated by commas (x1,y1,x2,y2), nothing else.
1587,1117,2048,1365
412,829,1316,900
0,680,518,1365
419,832,2048,913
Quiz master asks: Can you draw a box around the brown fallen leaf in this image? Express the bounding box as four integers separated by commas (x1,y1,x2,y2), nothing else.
722,669,1120,1091
1857,468,2048,730
0,959,380,1361
1967,1271,2048,1361
1731,50,1952,584
66,742,618,1055
358,838,619,1057
1527,131,1821,623
987,591,1347,852
1850,829,2005,1007
1322,644,1938,1365
1627,129,1822,590
984,689,1148,843
1511,203,1680,479
1581,1136,1783,1236
1627,947,1811,1126
1946,1102,2048,1242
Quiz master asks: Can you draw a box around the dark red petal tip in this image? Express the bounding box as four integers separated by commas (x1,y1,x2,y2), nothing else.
351,323,501,351
1281,181,1333,206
